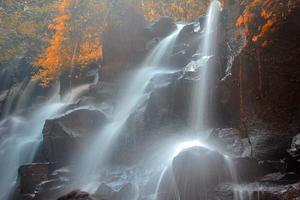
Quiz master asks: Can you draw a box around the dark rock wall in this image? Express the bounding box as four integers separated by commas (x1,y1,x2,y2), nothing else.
220,0,300,159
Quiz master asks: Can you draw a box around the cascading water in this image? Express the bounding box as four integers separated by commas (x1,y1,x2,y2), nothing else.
153,1,222,199
188,0,222,131
0,82,93,200
74,25,184,188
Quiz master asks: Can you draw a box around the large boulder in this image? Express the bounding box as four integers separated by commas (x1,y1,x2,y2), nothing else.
42,109,107,165
162,146,227,200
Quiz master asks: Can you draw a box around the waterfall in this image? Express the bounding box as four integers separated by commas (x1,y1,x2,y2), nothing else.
189,0,222,131
0,83,91,200
74,25,184,188
153,1,222,199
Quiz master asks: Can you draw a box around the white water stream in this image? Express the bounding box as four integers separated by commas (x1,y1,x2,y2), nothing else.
0,82,92,200
75,25,184,189
189,0,222,131
153,1,222,199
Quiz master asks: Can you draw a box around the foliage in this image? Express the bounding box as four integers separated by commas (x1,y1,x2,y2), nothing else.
236,0,300,47
140,0,210,21
1,0,212,86
33,0,105,86
0,0,55,63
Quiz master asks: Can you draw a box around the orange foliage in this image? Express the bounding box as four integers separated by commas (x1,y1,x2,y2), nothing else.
236,0,296,47
34,0,105,87
34,0,211,86
34,0,72,87
140,0,210,21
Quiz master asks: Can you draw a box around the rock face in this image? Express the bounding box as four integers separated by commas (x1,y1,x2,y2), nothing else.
220,0,300,160
145,16,176,38
18,164,50,195
101,6,147,81
42,109,107,165
207,128,251,157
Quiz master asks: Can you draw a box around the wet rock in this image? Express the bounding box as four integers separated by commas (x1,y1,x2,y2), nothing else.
171,24,203,68
216,182,300,200
145,17,176,38
290,134,300,152
95,183,114,199
19,163,50,195
0,89,8,119
170,146,227,200
34,178,70,200
207,128,251,157
198,15,206,31
229,157,261,182
57,190,96,200
0,57,33,92
114,183,136,200
95,183,136,200
220,0,300,160
101,6,147,81
42,109,107,165
284,133,300,175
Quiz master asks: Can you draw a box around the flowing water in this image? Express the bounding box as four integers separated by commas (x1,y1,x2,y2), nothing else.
153,1,222,199
74,25,184,188
189,0,222,131
0,83,92,200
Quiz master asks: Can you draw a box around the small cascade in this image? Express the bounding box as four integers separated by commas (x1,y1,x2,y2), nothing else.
74,25,184,187
153,2,223,198
188,0,222,131
233,184,262,200
0,83,92,200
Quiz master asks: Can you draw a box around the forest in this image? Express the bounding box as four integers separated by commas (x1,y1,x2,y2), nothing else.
0,0,300,200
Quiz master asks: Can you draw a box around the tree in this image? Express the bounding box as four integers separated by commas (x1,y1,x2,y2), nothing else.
0,0,55,64
33,0,106,87
33,0,212,86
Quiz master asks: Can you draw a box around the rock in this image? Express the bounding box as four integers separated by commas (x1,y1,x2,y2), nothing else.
285,133,300,175
0,89,8,119
216,182,300,200
145,16,176,38
291,134,300,151
228,157,261,182
171,24,202,68
101,6,147,81
94,182,136,200
34,178,71,200
95,183,114,199
169,146,227,200
57,190,96,200
220,0,300,160
0,56,33,92
114,183,136,200
198,15,206,31
42,109,107,165
18,163,50,195
207,128,251,157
